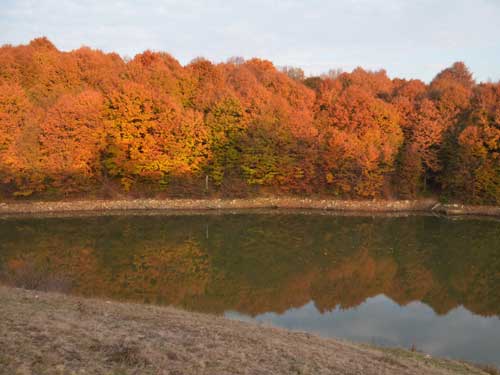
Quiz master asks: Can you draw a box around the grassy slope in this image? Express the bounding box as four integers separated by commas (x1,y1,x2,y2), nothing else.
0,286,493,375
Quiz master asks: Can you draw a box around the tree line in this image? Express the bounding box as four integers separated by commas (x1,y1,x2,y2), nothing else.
0,37,498,203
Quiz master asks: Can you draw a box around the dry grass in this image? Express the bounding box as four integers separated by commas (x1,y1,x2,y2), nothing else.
0,286,494,375
477,365,500,375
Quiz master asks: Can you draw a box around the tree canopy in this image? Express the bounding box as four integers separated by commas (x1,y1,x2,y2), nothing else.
0,38,498,204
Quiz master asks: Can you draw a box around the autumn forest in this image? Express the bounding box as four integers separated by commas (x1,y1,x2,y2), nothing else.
0,37,499,203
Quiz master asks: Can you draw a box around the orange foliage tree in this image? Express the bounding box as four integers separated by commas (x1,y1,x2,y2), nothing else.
223,59,318,192
103,82,209,191
0,38,498,203
446,84,500,203
40,90,106,192
0,83,44,195
316,75,403,197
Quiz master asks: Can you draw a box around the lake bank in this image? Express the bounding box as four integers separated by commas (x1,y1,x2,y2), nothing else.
1,197,499,217
0,286,493,375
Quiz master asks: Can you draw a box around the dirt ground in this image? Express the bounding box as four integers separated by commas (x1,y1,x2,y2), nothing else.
0,286,495,375
1,197,499,217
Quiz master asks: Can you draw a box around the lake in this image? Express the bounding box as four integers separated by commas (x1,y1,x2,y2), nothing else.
1,211,499,366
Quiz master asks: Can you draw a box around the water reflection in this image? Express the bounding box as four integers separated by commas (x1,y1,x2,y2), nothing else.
228,296,500,366
1,212,500,365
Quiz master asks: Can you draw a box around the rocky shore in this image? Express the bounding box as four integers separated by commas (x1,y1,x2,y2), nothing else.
0,197,499,217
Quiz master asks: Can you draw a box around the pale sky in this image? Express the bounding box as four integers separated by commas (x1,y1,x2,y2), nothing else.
227,296,500,365
1,0,500,82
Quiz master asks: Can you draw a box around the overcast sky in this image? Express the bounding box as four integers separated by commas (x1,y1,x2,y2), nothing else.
1,0,500,82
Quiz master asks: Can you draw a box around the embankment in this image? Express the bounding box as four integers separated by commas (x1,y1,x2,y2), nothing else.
1,197,499,217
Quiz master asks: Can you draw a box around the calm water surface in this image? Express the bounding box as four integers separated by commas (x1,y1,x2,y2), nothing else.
1,212,500,366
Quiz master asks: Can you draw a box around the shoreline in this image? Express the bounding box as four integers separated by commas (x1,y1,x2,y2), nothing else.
0,286,493,375
1,197,500,217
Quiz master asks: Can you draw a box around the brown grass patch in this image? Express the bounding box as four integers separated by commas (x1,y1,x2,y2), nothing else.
0,286,494,375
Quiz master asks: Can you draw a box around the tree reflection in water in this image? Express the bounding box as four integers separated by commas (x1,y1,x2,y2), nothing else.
1,213,500,364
